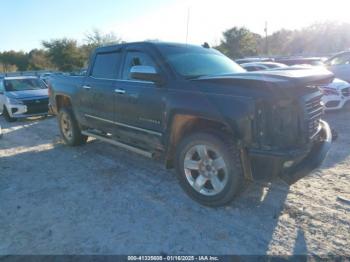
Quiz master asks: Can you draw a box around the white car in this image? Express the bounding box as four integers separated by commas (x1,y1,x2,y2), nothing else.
320,78,350,111
0,76,49,122
239,62,350,111
240,62,288,71
325,51,350,83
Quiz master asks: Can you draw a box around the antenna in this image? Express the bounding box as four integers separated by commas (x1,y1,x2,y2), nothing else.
186,7,190,44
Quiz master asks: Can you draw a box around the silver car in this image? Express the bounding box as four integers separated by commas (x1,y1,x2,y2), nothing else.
325,51,350,82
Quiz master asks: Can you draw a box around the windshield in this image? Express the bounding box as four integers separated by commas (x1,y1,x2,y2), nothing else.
158,45,245,79
4,78,47,92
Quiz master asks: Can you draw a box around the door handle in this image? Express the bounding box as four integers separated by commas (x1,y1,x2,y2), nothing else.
115,88,126,94
83,85,92,90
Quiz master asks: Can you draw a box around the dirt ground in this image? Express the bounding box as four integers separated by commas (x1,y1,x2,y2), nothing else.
0,108,349,255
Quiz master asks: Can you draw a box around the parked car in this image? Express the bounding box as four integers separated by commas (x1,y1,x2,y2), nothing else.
39,73,53,85
241,62,288,71
241,63,350,111
275,57,325,66
49,42,332,207
0,76,49,122
319,78,350,111
235,57,273,64
325,51,350,82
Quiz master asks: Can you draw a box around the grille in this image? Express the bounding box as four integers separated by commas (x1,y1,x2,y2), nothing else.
305,94,323,139
342,87,350,97
23,98,49,114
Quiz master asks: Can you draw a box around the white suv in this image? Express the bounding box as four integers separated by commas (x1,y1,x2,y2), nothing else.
0,76,49,122
320,78,350,111
326,51,350,82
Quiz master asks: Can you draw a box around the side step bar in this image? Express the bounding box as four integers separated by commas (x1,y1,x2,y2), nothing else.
81,130,153,158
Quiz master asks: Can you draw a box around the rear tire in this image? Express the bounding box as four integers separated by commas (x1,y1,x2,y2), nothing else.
175,131,244,207
3,107,17,122
58,107,87,146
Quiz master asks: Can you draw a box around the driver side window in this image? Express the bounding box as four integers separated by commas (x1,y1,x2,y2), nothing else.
122,51,157,80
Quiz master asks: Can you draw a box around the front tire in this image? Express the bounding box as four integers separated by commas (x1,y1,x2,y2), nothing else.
58,107,87,146
175,131,244,207
3,107,17,122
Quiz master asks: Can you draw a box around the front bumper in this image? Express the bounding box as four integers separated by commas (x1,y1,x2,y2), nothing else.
280,120,332,184
249,120,332,184
322,95,348,111
7,103,48,118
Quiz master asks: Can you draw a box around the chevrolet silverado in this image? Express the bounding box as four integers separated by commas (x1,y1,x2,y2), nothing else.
49,42,333,206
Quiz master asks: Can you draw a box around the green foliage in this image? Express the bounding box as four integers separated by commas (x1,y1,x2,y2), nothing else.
216,27,261,59
42,39,85,72
28,49,55,70
0,51,28,71
81,29,122,66
0,63,18,73
0,30,122,72
216,22,350,58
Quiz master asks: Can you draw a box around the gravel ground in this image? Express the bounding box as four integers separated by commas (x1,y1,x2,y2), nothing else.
0,108,349,255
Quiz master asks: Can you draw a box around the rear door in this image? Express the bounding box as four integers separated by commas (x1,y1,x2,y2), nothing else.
80,50,122,132
113,49,166,150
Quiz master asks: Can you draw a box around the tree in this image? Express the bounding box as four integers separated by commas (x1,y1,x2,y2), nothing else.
84,29,121,48
42,39,85,72
28,49,55,70
81,29,122,65
216,27,261,59
0,51,29,71
260,29,294,56
0,63,18,73
261,21,350,56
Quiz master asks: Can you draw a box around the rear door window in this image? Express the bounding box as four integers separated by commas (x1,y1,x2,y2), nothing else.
91,52,121,79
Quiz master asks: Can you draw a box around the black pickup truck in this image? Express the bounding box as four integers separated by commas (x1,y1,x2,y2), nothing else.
49,42,332,206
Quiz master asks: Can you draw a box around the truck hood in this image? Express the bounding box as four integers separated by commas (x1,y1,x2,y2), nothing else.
195,68,334,88
6,89,48,99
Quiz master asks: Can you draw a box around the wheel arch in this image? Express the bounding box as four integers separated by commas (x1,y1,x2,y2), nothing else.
164,114,237,169
55,95,72,112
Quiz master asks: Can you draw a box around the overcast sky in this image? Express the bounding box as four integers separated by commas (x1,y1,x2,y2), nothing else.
1,0,349,51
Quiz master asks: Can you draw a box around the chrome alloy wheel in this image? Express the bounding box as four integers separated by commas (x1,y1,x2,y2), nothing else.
60,113,73,140
184,144,228,196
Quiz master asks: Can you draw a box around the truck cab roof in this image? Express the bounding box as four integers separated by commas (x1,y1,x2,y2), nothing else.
94,41,209,53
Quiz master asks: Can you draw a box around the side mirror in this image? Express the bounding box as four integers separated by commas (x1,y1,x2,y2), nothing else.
130,66,163,84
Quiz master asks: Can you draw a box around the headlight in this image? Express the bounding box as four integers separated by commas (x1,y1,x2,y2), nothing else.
7,97,24,105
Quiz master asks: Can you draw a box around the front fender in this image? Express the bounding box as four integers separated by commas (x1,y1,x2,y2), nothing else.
165,90,255,144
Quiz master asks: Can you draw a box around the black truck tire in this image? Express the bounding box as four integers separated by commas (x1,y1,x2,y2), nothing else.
58,107,88,146
3,107,17,122
175,131,244,207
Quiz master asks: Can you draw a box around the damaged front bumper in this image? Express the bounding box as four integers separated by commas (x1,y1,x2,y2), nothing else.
248,120,332,184
280,120,332,184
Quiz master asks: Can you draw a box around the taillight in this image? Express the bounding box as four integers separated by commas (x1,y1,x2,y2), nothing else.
321,88,339,96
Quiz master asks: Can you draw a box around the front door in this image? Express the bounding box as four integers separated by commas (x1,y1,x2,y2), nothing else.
114,50,166,150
